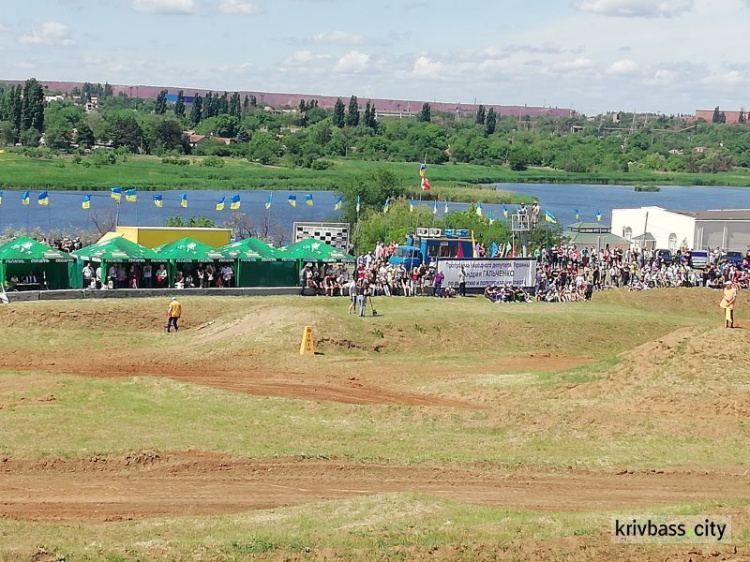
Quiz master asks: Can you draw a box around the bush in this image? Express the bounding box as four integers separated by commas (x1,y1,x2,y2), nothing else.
310,158,333,170
202,156,225,168
161,156,190,166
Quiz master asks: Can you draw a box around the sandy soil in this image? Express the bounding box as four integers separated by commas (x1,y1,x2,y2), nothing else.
2,452,748,521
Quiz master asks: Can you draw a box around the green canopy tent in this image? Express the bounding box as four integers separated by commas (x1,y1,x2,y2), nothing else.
220,238,298,287
0,236,76,290
277,239,355,286
72,236,161,289
153,237,232,287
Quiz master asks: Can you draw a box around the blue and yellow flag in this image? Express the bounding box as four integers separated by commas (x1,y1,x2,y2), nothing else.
409,199,415,213
432,200,438,215
216,197,225,211
110,187,122,202
38,191,49,206
596,210,602,222
153,194,163,208
82,195,91,210
0,190,4,205
306,194,313,207
355,195,360,213
444,200,449,214
334,195,343,211
382,197,390,214
230,194,241,210
489,211,496,225
22,190,30,205
490,241,499,257
574,209,580,220
419,163,427,178
288,194,297,207
502,204,509,218
544,209,557,224
125,188,137,203
180,194,188,208
265,193,273,210
475,202,483,217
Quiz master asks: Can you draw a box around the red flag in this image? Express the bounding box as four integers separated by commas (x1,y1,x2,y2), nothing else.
421,177,431,191
511,241,516,258
456,243,465,258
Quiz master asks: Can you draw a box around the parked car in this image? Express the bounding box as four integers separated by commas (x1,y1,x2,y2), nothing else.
654,249,673,265
690,250,709,269
724,251,744,266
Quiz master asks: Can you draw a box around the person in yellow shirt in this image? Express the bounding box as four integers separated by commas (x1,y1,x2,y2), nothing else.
720,281,738,328
166,296,182,333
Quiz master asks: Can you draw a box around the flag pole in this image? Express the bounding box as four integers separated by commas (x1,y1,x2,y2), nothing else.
26,197,30,234
135,190,139,226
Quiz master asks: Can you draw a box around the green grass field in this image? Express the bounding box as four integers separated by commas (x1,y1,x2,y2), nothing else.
1,290,748,561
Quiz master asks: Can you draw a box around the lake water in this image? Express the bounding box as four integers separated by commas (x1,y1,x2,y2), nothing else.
1,184,748,241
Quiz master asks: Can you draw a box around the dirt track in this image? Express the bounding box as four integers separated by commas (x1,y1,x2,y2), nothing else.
2,452,748,521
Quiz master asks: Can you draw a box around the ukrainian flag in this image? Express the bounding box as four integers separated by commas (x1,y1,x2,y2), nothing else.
596,210,602,222
355,195,360,213
574,209,580,220
110,187,122,202
181,194,188,208
409,199,414,213
476,203,483,217
216,197,225,211
489,211,496,225
265,193,273,210
125,188,137,203
432,200,438,215
153,194,163,208
382,197,390,214
334,195,343,211
502,204,509,218
22,191,30,205
288,194,297,207
38,191,49,206
419,163,427,178
82,195,91,210
544,209,557,224
306,194,313,207
230,194,241,210
0,190,3,205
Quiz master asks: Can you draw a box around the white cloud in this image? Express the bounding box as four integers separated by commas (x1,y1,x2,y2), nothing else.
646,69,678,85
132,0,195,15
313,30,365,45
282,50,330,67
412,56,449,78
218,0,262,15
334,51,371,73
606,59,640,74
573,0,694,18
553,56,593,71
18,22,75,46
701,70,744,85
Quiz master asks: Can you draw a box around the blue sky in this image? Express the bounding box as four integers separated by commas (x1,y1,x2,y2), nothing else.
1,0,749,115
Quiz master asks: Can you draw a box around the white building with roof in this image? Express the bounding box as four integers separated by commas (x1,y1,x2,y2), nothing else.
611,206,750,252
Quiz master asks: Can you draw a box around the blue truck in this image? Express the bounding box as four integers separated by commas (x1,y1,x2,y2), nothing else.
389,228,475,271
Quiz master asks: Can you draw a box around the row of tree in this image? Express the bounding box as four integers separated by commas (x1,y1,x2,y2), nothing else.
3,77,750,175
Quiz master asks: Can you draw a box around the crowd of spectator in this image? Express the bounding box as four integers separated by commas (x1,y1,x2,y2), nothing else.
80,262,236,290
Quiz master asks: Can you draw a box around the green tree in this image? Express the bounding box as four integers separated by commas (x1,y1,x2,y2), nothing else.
190,93,203,124
418,103,431,123
338,167,406,225
475,105,486,125
76,123,96,148
19,127,41,147
229,92,241,119
151,117,185,151
247,132,281,164
110,115,143,152
21,78,45,133
333,98,346,128
154,89,168,115
165,215,216,227
485,107,497,135
346,95,360,127
712,106,726,124
174,91,186,117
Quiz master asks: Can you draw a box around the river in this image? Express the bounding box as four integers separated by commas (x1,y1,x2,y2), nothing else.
1,184,748,241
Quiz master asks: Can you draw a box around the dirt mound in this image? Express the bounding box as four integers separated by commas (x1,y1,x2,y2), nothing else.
2,452,749,521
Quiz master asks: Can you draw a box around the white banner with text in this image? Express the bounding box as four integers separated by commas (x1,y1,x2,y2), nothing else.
437,258,537,288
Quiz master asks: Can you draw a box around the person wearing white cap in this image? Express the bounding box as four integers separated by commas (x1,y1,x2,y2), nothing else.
166,296,182,333
720,280,738,328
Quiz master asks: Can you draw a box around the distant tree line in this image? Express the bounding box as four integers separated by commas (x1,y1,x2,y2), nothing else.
2,77,750,175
